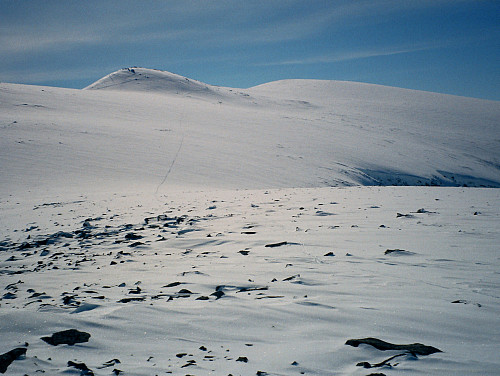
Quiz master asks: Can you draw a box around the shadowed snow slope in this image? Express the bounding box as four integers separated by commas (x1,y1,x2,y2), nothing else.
1,67,499,196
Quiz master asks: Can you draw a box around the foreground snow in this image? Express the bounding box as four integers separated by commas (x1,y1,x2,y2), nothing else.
1,187,499,375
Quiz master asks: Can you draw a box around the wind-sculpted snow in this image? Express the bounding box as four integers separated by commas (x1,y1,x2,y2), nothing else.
0,187,499,374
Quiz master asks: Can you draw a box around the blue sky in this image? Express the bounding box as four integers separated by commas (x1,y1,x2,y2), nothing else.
1,0,498,100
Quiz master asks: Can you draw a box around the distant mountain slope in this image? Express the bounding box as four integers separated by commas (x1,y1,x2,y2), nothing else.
1,68,499,196
84,67,217,96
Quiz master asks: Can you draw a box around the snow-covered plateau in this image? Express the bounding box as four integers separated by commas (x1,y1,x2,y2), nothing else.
0,68,499,375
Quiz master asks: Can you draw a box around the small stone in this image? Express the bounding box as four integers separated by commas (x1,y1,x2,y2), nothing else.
67,361,94,375
211,291,224,299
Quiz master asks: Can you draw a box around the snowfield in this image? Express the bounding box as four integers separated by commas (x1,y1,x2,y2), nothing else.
0,68,499,375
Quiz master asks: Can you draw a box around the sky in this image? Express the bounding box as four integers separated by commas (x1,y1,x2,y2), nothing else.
1,0,499,100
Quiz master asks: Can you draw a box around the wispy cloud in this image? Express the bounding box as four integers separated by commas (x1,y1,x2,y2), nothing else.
0,65,115,85
0,0,482,55
253,32,493,67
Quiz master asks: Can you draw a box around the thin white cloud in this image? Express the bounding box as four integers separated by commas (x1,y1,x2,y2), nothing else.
0,65,115,85
254,32,494,67
0,0,482,56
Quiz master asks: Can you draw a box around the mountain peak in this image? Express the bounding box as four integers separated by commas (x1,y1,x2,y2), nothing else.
84,67,214,95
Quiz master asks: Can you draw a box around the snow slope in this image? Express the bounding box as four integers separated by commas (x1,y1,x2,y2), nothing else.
1,68,499,375
1,67,499,198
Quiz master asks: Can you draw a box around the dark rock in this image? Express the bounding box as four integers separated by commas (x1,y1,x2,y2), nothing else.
324,252,335,256
196,296,209,300
345,337,442,355
125,233,142,240
62,295,79,305
2,292,17,299
239,250,250,255
118,297,145,303
265,241,287,248
211,291,225,299
163,282,182,288
128,287,142,294
236,356,248,362
396,213,414,218
181,359,196,368
42,329,90,346
68,361,94,375
384,249,414,256
199,346,207,351
128,241,144,247
98,358,121,369
237,286,268,293
0,347,27,373
176,353,188,358
356,353,407,368
113,369,123,375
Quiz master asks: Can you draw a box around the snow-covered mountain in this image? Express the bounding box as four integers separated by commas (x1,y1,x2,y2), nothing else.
84,67,218,97
1,67,498,197
1,68,499,375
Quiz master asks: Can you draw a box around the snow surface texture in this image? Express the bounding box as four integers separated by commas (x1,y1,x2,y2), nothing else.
1,68,499,375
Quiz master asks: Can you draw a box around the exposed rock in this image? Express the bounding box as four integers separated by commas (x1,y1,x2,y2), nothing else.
125,232,142,240
163,281,182,288
345,337,442,355
265,241,287,248
68,360,94,375
97,358,121,369
356,353,407,368
396,213,414,218
384,249,414,256
41,329,91,346
0,347,27,373
118,297,145,303
211,290,225,299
